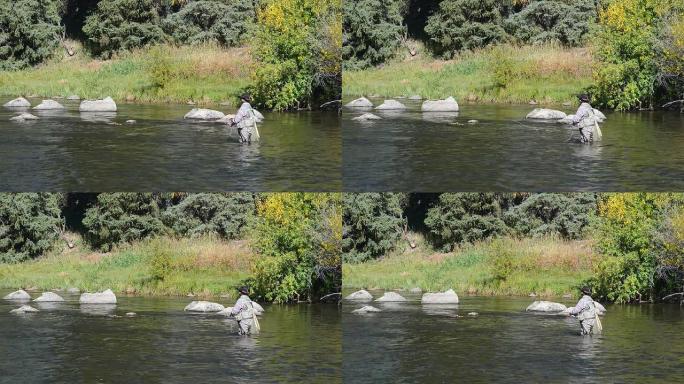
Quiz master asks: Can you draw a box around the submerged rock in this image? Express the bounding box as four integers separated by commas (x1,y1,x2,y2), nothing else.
33,100,65,110
79,289,117,304
10,113,39,122
526,108,567,120
352,113,382,121
352,305,381,314
3,290,31,301
345,290,373,301
3,97,31,108
526,301,567,312
184,301,225,312
421,97,459,112
184,108,225,120
375,292,407,302
345,97,373,108
34,292,65,302
80,97,117,112
421,289,459,304
375,99,407,110
10,305,39,314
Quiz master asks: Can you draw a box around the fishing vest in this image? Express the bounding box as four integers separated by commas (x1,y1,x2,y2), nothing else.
234,298,254,321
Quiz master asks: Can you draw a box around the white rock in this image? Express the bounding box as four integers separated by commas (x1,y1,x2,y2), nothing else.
352,305,381,314
468,312,479,316
345,289,373,301
408,95,422,100
66,95,80,100
345,97,373,108
3,290,31,300
421,97,459,112
9,113,39,121
79,289,117,304
33,100,65,110
526,301,567,312
10,305,39,314
352,113,382,121
409,287,422,293
66,287,80,294
467,120,479,124
421,289,459,304
184,108,225,120
375,292,407,302
526,108,567,120
126,312,137,317
125,120,136,124
3,97,31,107
33,292,65,302
79,97,117,112
375,100,407,110
184,301,225,312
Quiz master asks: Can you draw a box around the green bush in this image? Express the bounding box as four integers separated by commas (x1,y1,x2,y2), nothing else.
82,0,167,59
0,0,62,70
162,0,255,46
148,240,173,281
342,193,407,263
504,193,596,239
0,193,64,263
162,193,254,239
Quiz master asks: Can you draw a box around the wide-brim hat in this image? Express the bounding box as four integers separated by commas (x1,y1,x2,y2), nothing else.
237,286,250,295
239,93,251,102
580,286,592,295
577,94,590,103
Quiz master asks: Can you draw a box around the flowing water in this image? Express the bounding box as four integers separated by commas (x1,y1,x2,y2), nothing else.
0,290,341,383
343,291,684,384
343,99,684,191
0,98,341,191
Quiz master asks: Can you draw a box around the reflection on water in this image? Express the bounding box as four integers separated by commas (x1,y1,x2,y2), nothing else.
1,290,341,384
0,98,341,191
343,291,684,383
343,99,684,191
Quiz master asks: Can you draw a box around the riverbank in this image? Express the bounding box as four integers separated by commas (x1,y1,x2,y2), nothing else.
343,235,598,298
343,44,593,105
0,43,251,106
0,234,252,298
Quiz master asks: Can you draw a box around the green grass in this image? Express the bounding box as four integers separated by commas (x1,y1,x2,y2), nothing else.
0,234,253,299
0,43,252,107
343,43,594,105
343,235,599,298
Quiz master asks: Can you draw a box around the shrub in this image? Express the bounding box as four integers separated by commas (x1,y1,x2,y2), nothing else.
162,193,254,239
148,240,173,281
504,193,597,239
82,0,166,59
342,193,407,263
0,0,62,70
0,193,64,262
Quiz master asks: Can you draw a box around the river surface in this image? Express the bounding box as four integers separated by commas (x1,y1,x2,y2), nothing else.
0,98,341,191
343,99,684,191
343,290,684,384
0,290,341,383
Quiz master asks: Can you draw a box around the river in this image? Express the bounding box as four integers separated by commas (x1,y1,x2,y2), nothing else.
1,290,341,383
0,98,341,191
343,291,684,383
343,99,684,191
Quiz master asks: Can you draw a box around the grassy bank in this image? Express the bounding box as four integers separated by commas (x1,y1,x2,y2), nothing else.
343,235,599,298
0,43,252,106
0,234,253,298
343,44,593,105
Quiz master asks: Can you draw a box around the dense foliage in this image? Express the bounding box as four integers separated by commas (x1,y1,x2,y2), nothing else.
503,193,596,239
0,193,64,263
162,193,254,239
0,0,62,70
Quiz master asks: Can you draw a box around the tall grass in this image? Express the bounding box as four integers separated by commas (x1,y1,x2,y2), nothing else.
343,234,599,298
0,43,252,106
0,234,253,298
343,43,594,105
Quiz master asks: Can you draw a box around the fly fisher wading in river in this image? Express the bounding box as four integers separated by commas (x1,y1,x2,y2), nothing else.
230,286,261,335
228,93,261,143
572,94,603,144
567,286,603,336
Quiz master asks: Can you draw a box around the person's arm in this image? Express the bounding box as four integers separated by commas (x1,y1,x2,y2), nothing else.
233,104,249,124
230,299,244,315
573,104,589,125
569,297,588,315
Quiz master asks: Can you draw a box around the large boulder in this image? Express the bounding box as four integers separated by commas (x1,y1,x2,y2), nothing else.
345,289,373,301
3,289,31,301
34,292,65,302
10,305,39,314
352,113,382,121
184,301,225,312
352,305,381,314
33,100,65,110
526,301,567,312
184,108,225,120
375,100,407,110
421,289,460,304
3,97,31,108
526,108,567,120
79,289,117,304
375,292,407,302
345,97,373,108
9,113,39,122
421,97,459,112
79,97,117,112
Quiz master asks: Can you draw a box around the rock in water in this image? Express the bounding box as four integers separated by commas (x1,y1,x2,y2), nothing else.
34,292,65,302
408,95,422,100
66,287,80,294
66,95,80,100
526,301,567,312
375,100,407,110
409,287,422,293
421,289,460,304
421,97,459,112
126,312,137,317
352,113,382,121
526,108,567,120
79,97,117,112
468,312,479,317
10,113,39,122
79,289,117,304
125,120,136,124
352,305,381,314
345,97,373,108
184,301,225,312
183,108,226,120
375,292,407,302
3,290,31,300
10,305,39,314
33,100,65,110
3,97,31,108
345,290,373,301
